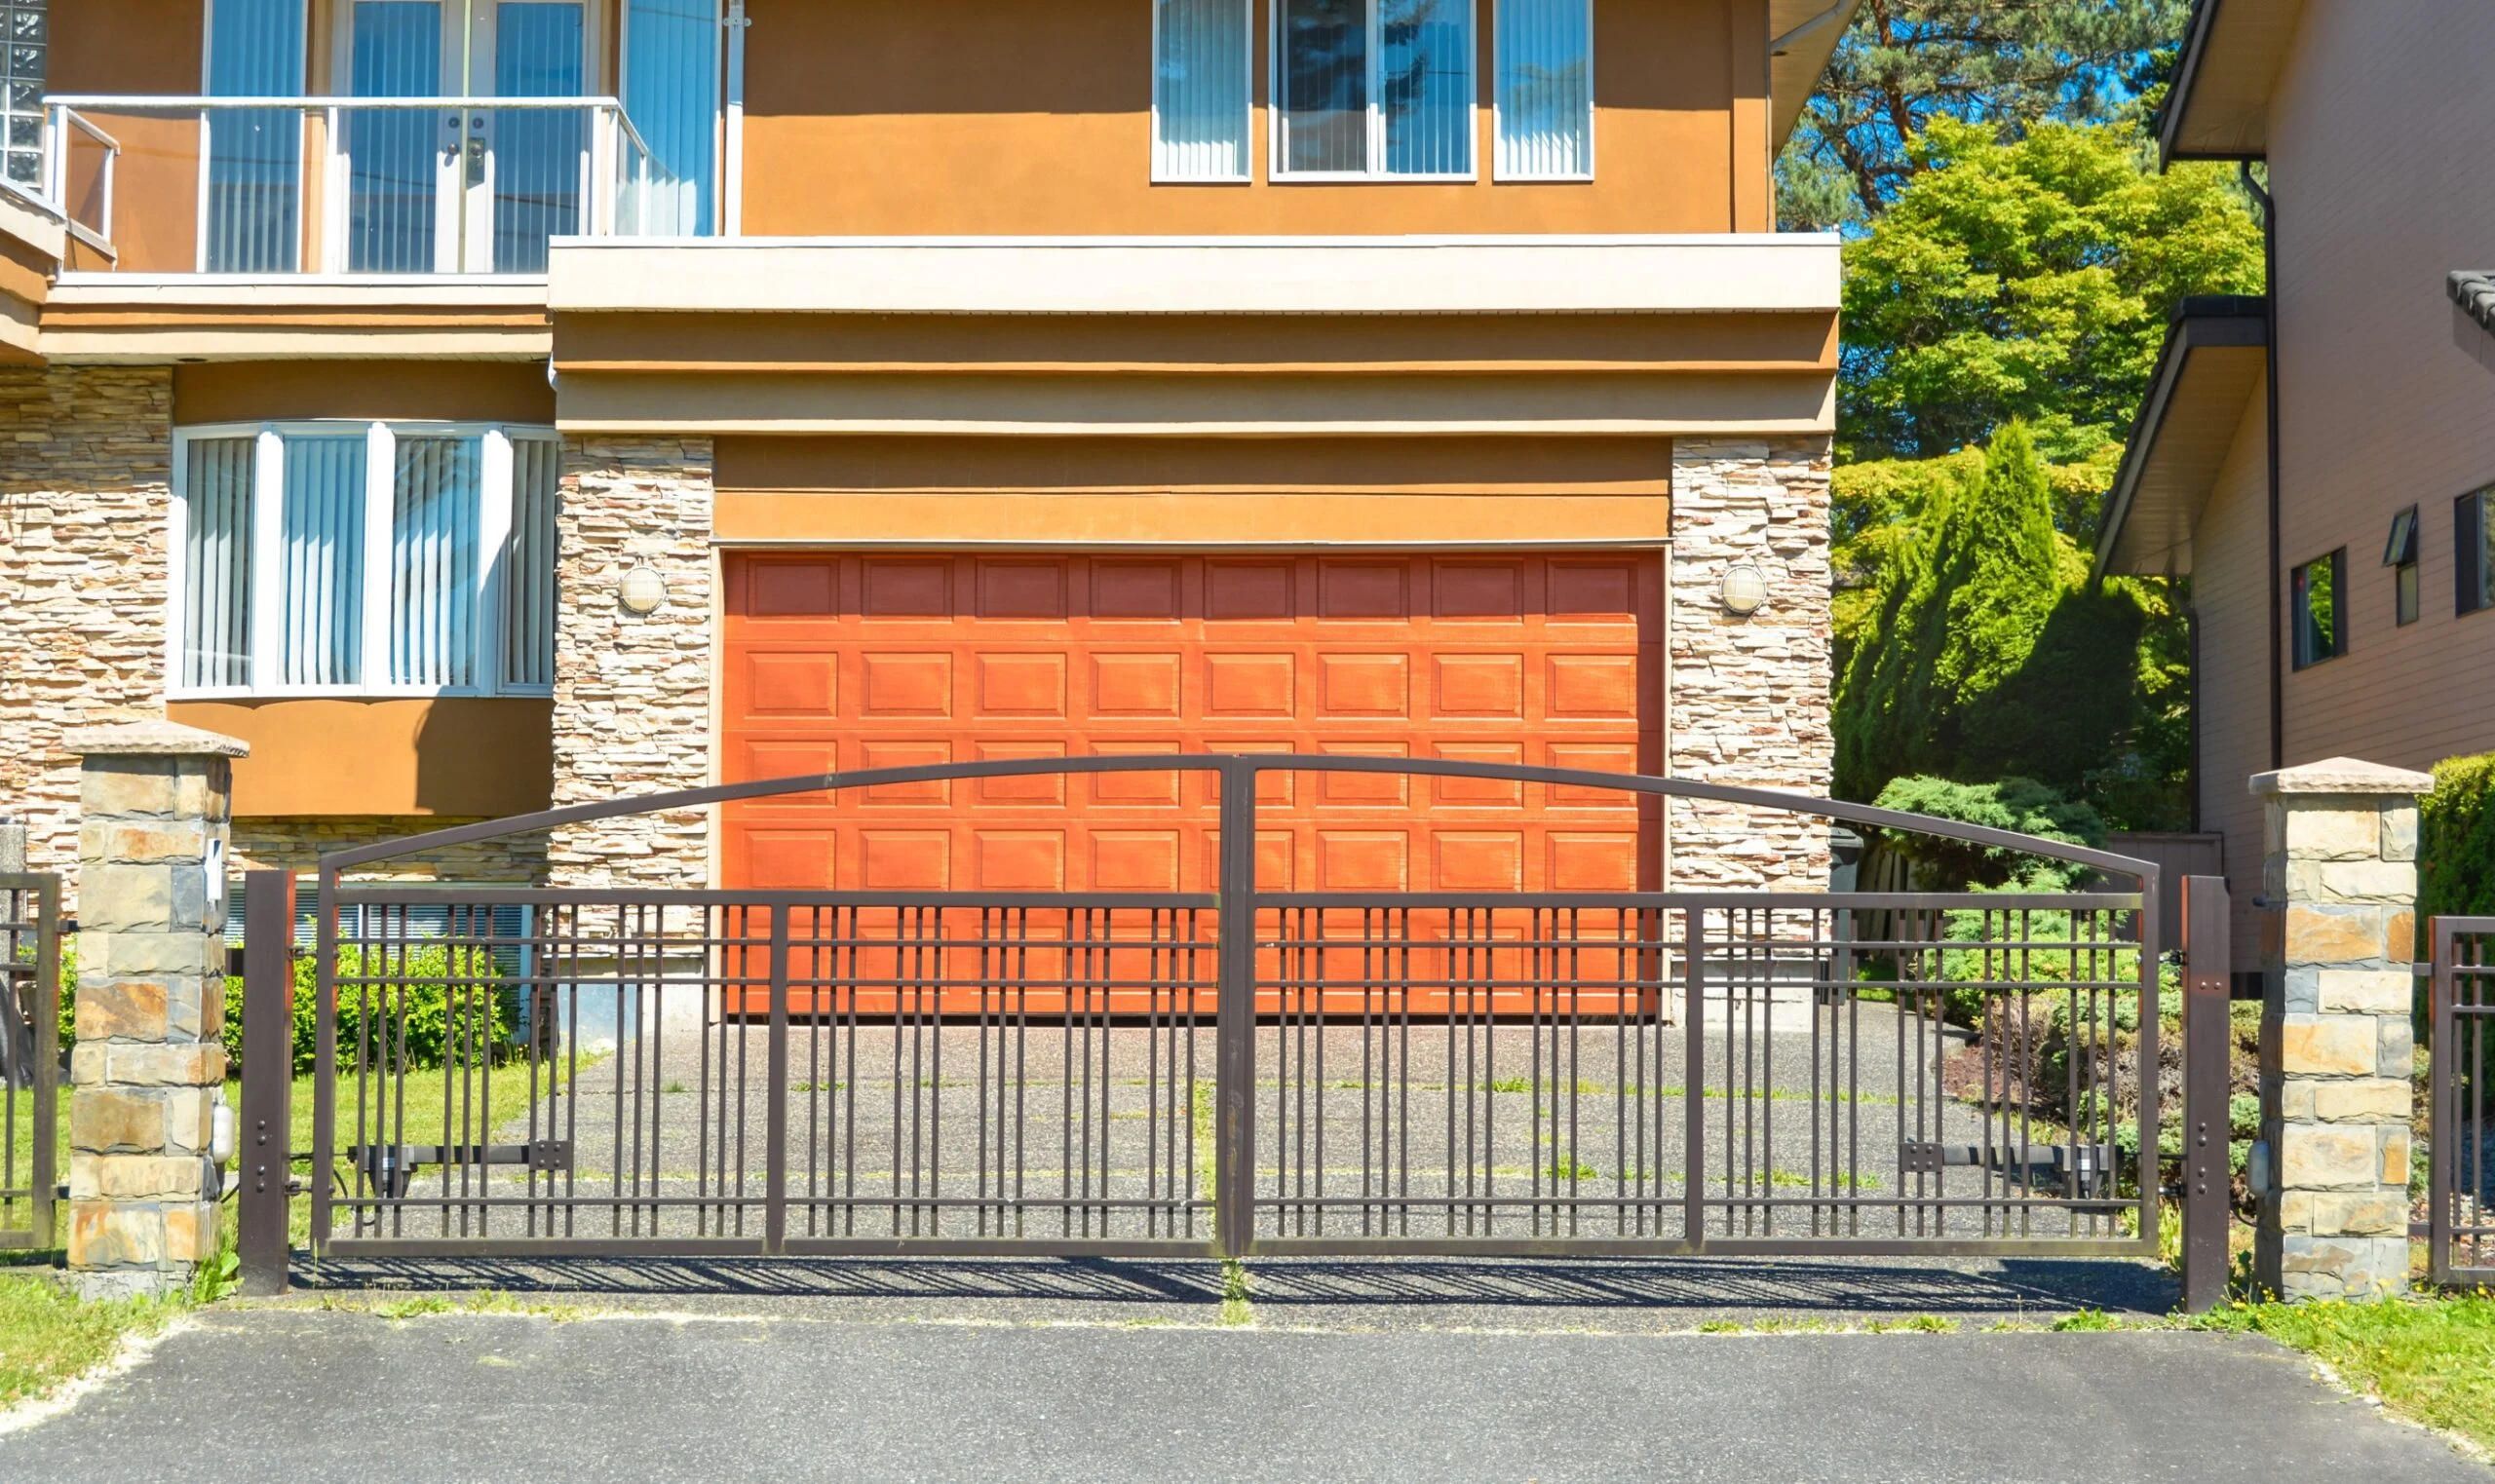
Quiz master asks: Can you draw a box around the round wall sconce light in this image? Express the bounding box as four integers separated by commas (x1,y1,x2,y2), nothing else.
617,564,669,616
1718,564,1769,617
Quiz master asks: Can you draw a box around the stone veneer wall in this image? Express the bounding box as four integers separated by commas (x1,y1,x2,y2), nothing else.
0,366,176,904
1667,438,1835,893
549,438,715,889
230,818,550,883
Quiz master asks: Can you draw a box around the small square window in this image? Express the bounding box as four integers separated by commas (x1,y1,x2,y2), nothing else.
2291,549,2347,668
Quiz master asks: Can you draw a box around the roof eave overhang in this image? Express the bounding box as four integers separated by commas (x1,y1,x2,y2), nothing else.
2092,298,2271,582
2158,0,2306,167
1769,0,1865,149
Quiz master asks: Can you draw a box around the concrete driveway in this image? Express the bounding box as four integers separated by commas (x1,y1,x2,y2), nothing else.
3,1285,2482,1483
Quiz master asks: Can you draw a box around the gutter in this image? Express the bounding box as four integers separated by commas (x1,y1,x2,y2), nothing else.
2090,294,2269,585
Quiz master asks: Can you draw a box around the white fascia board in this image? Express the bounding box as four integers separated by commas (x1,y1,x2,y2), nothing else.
549,235,1843,317
47,276,553,311
0,191,65,263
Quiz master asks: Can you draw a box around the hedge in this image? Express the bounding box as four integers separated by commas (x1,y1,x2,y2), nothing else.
47,937,516,1076
2421,749,2495,931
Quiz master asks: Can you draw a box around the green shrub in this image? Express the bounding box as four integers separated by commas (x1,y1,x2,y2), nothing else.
47,933,513,1076
2421,749,2495,930
1866,775,2108,893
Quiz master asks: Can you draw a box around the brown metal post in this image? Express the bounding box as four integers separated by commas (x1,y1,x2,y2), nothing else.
764,905,790,1255
2429,917,2453,1287
29,875,58,1251
239,870,296,1296
1214,757,1256,1258
2181,875,2232,1313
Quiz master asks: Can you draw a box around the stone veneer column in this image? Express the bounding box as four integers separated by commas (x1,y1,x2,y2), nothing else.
0,366,177,906
62,719,247,1298
551,438,716,890
2251,757,2433,1301
1667,438,1834,892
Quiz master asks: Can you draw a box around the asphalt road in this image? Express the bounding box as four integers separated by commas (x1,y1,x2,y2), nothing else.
3,1310,2480,1484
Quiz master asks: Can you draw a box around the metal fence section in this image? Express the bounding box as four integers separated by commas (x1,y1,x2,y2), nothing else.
0,873,59,1251
2431,917,2495,1284
274,755,2167,1265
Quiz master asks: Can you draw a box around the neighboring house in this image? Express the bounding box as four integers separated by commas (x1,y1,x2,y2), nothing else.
0,0,1855,911
2095,0,2495,971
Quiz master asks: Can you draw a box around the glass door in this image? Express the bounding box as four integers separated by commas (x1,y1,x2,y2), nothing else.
473,2,588,273
343,0,457,271
341,0,585,273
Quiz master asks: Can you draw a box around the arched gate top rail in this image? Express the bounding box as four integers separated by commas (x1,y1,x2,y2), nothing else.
320,752,2158,889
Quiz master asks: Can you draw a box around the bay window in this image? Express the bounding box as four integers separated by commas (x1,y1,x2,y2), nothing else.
169,422,558,699
1276,0,1474,179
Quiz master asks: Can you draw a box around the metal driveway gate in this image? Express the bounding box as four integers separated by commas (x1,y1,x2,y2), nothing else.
2429,917,2494,1284
0,872,59,1252
241,757,2183,1271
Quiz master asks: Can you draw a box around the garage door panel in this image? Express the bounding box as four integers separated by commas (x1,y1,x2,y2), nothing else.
722,552,1660,909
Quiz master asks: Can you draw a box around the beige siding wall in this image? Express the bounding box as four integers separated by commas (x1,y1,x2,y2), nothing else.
2267,0,2495,779
2192,377,2273,970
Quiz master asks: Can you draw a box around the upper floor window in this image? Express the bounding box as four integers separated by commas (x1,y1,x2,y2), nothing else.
1494,0,1591,179
171,422,558,700
2290,548,2346,669
1154,0,1251,181
2384,505,2420,628
2460,486,2493,617
1276,0,1474,179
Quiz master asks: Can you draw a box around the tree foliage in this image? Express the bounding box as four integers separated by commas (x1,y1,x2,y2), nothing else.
1777,0,2190,231
2422,750,2495,929
1839,118,2264,463
1832,424,2184,825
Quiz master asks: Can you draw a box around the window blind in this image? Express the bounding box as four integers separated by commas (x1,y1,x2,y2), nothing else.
624,0,720,232
1153,0,1248,180
391,436,483,688
347,0,444,274
1380,0,1470,176
492,2,588,273
180,438,257,690
1495,0,1591,178
205,0,306,272
502,438,559,689
1279,0,1367,173
278,435,368,686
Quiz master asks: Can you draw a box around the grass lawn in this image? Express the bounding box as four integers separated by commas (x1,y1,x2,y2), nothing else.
0,1267,178,1411
2191,1290,2495,1454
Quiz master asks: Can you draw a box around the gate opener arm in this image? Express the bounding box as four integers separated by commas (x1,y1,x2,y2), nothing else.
351,1141,572,1199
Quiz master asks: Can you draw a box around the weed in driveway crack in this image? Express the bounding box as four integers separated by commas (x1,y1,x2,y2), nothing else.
1220,1260,1254,1327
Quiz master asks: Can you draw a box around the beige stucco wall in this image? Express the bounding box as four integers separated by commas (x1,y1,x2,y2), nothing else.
2266,0,2495,775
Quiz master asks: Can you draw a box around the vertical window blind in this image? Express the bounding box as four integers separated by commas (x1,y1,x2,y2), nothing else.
278,434,368,686
390,436,483,688
1153,0,1248,180
1276,0,1473,177
624,0,721,232
503,437,560,689
205,0,306,272
491,2,588,273
1495,0,1592,177
173,425,556,697
347,0,444,274
180,438,257,690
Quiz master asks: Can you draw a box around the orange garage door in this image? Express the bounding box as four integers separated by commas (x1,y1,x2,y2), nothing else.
718,552,1660,897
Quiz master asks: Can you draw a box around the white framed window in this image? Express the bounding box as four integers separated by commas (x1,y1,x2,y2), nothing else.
167,420,559,700
1153,0,1252,182
1273,0,1475,180
1493,0,1592,179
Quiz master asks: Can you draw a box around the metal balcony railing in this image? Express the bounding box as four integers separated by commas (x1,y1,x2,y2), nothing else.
42,95,674,277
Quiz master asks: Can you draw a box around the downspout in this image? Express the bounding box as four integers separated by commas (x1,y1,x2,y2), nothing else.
2242,162,2283,771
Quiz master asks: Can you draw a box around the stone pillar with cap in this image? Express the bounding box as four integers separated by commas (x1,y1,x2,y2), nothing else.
62,719,249,1298
2251,756,2433,1302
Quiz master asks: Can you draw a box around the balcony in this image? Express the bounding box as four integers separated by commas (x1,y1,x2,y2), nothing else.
40,95,674,279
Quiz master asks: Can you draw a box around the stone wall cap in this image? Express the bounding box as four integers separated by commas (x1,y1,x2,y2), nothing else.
2248,757,2435,798
62,719,250,760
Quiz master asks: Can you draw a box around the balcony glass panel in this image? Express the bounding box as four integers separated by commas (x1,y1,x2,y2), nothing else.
348,0,446,274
